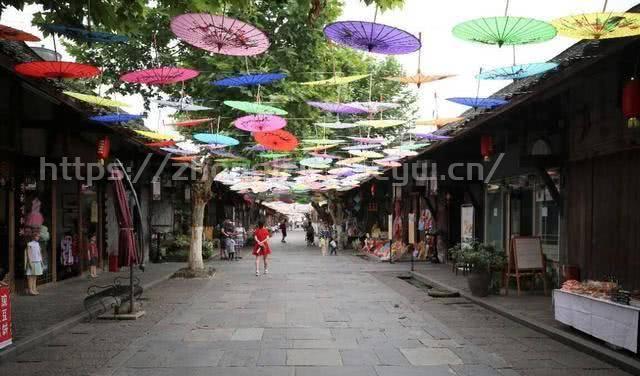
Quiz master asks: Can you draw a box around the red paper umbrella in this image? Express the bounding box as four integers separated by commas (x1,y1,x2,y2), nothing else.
168,118,214,127
145,140,177,148
120,67,199,85
15,61,100,79
171,13,270,56
234,115,286,132
0,24,40,41
253,130,299,151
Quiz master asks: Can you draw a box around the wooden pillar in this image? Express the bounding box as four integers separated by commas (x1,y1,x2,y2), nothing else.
51,180,57,282
8,186,14,293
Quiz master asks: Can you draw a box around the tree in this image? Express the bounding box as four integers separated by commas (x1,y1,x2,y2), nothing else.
57,0,416,272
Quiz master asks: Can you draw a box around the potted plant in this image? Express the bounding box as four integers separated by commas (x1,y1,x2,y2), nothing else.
449,241,506,297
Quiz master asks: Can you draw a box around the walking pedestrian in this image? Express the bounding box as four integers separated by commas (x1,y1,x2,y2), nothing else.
222,220,237,260
253,220,271,276
279,220,287,243
25,231,43,295
87,233,99,278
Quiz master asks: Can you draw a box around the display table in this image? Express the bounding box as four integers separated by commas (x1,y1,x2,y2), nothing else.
553,289,640,352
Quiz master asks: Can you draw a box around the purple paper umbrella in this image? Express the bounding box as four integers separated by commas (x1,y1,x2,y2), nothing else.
346,101,400,113
171,13,270,56
307,101,368,114
234,115,287,132
324,21,421,55
414,133,452,141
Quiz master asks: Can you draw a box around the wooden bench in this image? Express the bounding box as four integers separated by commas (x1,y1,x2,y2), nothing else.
84,276,143,320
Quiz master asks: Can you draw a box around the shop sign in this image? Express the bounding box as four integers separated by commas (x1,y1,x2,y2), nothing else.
461,204,474,245
0,285,11,350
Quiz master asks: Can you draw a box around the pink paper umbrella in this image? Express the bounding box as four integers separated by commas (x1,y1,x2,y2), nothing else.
171,13,270,56
120,67,199,85
234,115,286,132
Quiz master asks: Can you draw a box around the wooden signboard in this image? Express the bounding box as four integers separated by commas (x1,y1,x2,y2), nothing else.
505,236,547,296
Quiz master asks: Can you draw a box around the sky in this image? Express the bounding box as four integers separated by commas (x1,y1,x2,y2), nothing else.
1,0,638,128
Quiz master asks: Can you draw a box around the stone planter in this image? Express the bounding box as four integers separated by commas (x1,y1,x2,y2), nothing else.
467,271,491,297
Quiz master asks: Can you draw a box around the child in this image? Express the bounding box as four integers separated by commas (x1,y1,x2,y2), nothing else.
329,238,338,255
87,234,98,278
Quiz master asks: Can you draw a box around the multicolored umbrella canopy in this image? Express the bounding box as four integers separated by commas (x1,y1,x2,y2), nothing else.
90,114,144,123
171,13,270,56
306,101,368,114
193,133,240,146
415,117,464,127
300,74,369,86
234,115,287,132
168,118,214,127
15,61,100,79
452,17,557,47
347,101,400,113
356,119,406,128
212,73,286,87
254,130,299,151
154,99,212,111
224,100,288,115
446,97,508,109
385,73,454,86
135,130,178,140
324,21,421,55
42,24,128,43
477,62,558,80
0,24,40,41
120,67,199,85
316,122,358,129
64,91,128,107
552,12,640,40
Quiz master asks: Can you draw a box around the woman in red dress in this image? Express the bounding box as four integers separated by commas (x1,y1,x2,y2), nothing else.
253,220,271,276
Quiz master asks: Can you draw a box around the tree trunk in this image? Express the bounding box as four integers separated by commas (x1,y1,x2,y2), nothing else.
189,197,205,270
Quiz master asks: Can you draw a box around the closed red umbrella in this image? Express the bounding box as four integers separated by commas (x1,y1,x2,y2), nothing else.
111,168,138,268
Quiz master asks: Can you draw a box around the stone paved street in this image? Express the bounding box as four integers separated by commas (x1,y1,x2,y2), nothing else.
0,231,630,375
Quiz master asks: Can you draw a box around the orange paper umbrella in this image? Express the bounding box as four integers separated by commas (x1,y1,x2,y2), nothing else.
15,61,100,79
171,156,198,162
385,73,454,87
145,140,177,148
415,117,464,128
253,130,299,151
168,118,214,127
0,24,40,41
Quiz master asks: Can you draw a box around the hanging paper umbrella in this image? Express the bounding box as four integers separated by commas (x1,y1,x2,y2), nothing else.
316,122,357,129
374,159,402,168
414,133,452,141
260,152,290,159
254,130,299,151
356,119,406,128
416,117,464,127
349,150,384,158
120,67,199,85
90,114,144,123
342,144,381,151
64,91,128,107
171,13,270,56
145,140,177,148
153,99,212,111
245,144,269,152
224,100,287,115
385,73,454,86
310,152,343,160
347,101,400,113
300,144,339,152
15,61,100,79
193,133,239,146
300,157,332,167
210,149,241,159
212,72,286,87
161,147,199,155
0,24,40,41
337,157,367,166
202,143,229,151
477,62,558,80
304,163,332,170
42,24,128,43
383,148,418,157
396,142,430,150
447,97,508,109
172,156,198,163
452,17,557,47
552,12,640,40
167,118,214,127
134,130,178,140
306,101,368,114
324,21,421,55
347,136,386,144
301,139,344,145
234,115,287,132
300,74,370,86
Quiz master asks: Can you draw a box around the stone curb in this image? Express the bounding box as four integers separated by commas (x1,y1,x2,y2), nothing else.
410,270,640,376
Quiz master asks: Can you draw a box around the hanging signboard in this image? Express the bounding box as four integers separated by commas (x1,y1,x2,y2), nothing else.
461,204,474,245
388,214,393,241
408,213,416,245
0,284,12,350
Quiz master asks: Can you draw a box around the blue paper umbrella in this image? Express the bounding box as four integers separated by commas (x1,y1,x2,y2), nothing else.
477,62,558,80
90,113,144,123
446,97,508,109
43,24,128,43
193,133,240,146
212,73,287,87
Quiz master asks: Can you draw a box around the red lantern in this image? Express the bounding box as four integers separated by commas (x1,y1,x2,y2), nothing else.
480,135,494,161
622,77,640,128
371,183,376,197
97,136,111,162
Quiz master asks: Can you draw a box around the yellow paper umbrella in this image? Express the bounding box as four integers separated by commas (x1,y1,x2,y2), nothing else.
552,12,640,40
349,150,384,159
415,117,464,128
300,74,369,86
300,145,339,152
385,73,454,86
301,139,344,145
356,119,406,128
134,130,177,140
64,91,129,108
336,157,366,166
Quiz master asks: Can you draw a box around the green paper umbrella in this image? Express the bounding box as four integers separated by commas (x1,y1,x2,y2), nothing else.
260,152,290,159
300,74,370,86
452,16,557,47
224,100,288,115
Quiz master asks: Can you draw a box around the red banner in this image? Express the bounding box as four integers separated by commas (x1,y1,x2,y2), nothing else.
0,285,11,350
